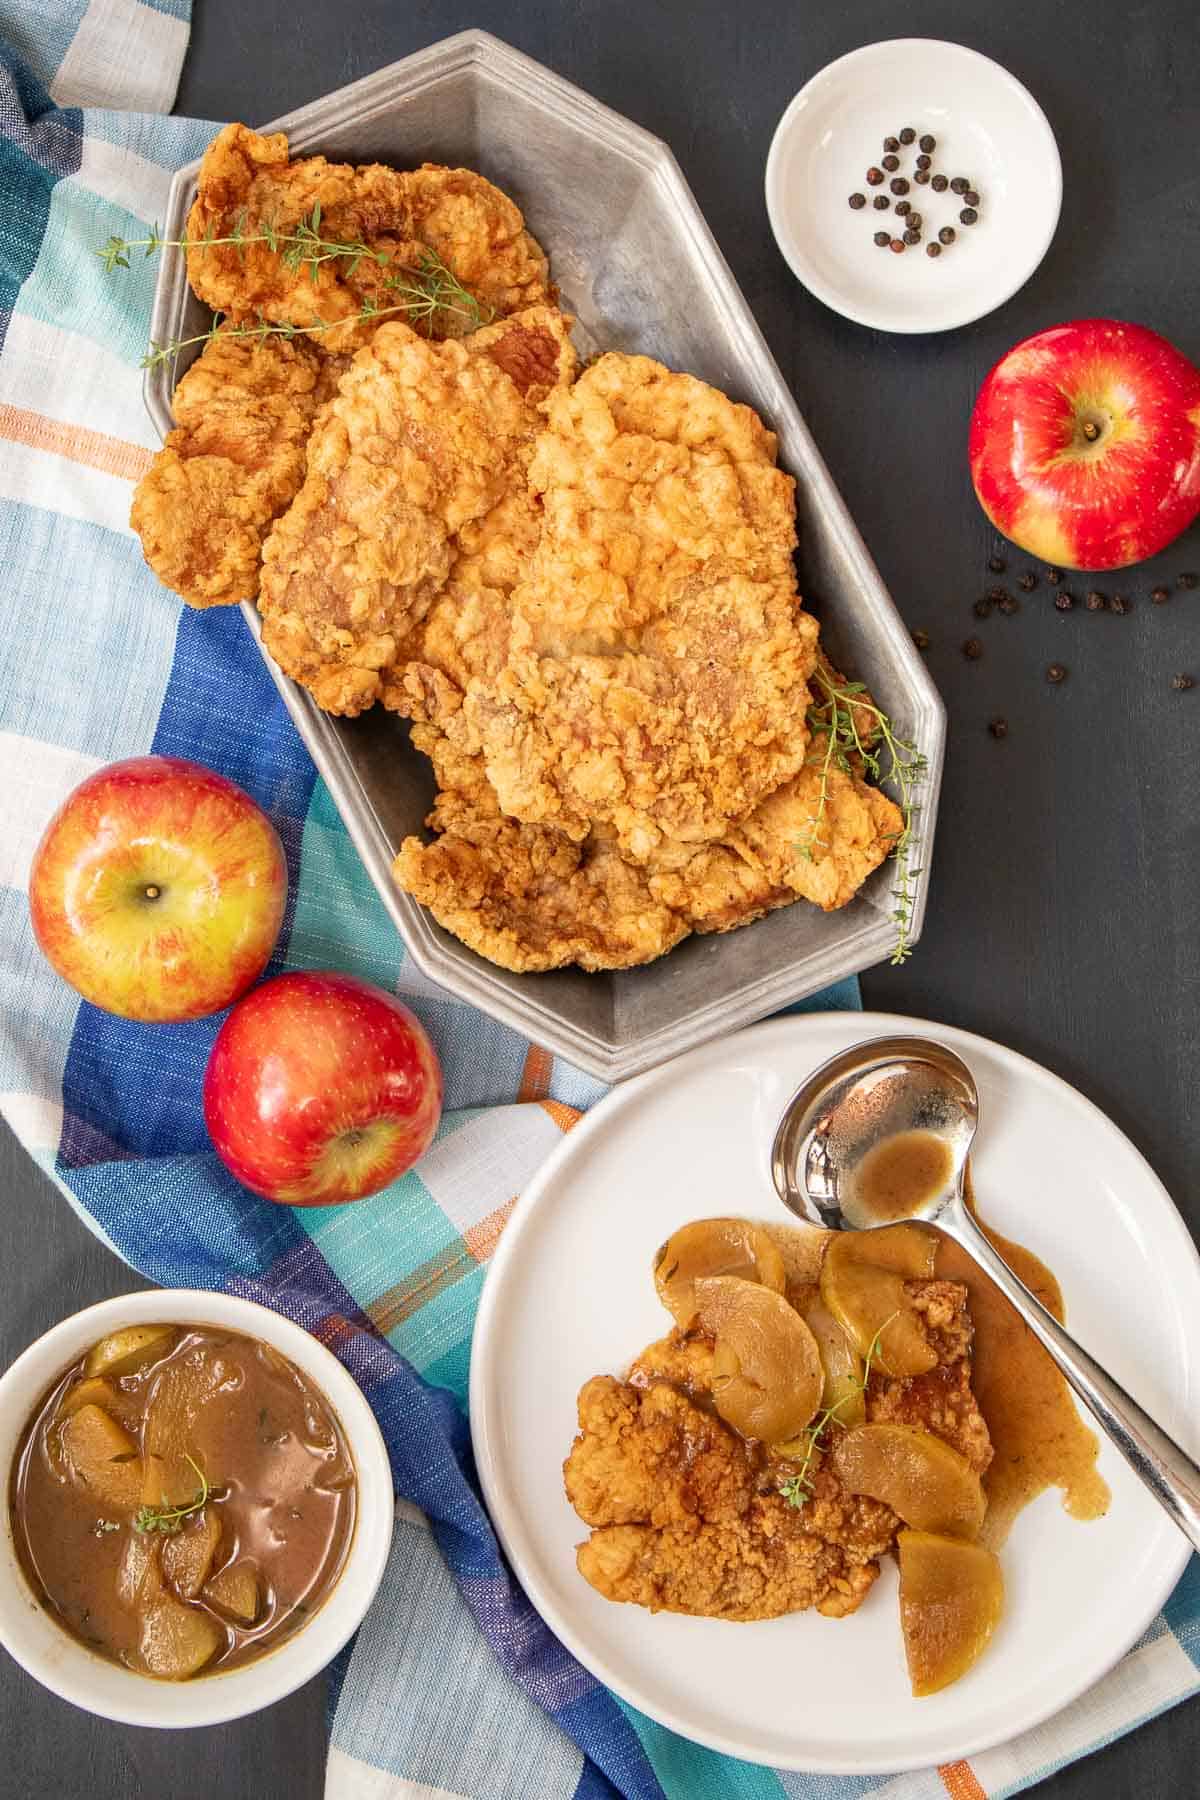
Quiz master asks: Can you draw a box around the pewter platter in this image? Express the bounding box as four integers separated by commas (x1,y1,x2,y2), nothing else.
145,29,945,1082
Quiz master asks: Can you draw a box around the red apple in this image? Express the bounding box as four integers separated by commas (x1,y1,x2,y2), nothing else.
203,970,443,1205
29,756,287,1021
970,318,1200,570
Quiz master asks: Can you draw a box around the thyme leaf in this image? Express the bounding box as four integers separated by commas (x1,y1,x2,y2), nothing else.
778,1313,898,1510
133,1453,210,1534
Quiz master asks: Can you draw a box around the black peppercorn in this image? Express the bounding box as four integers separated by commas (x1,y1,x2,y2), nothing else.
1044,567,1063,585
964,189,981,208
1171,673,1194,690
926,242,942,258
951,176,969,195
873,230,890,247
973,596,993,618
866,166,885,186
882,153,900,172
1046,662,1067,684
1018,571,1037,591
1054,590,1074,610
931,173,949,192
849,192,867,209
1152,585,1170,603
1178,571,1198,589
1110,593,1131,614
903,227,921,245
919,133,936,153
938,226,956,245
988,716,1008,739
913,168,931,184
912,628,930,649
963,637,983,659
890,177,910,195
889,237,906,253
894,199,911,215
883,135,900,153
899,127,916,145
987,585,1008,602
907,212,923,230
1085,590,1107,612
873,194,891,210
987,555,1005,573
960,207,979,225
998,593,1019,615
916,153,932,170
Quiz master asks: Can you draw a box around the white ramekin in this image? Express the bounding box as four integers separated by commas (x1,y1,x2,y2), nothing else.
0,1288,394,1726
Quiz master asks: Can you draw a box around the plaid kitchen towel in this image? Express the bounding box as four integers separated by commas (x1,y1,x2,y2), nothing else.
0,7,1197,1799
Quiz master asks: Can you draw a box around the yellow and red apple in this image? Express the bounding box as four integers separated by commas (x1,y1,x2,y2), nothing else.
29,755,287,1021
203,971,443,1205
969,318,1200,570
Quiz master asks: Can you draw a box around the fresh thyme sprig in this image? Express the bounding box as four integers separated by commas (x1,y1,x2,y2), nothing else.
777,1314,897,1510
801,664,928,965
133,1454,210,1534
97,206,493,369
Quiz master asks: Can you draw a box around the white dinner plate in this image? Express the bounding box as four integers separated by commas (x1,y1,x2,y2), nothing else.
469,1012,1199,1773
765,40,1062,334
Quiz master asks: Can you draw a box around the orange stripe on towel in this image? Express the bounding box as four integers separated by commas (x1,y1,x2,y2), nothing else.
517,1044,554,1102
539,1099,581,1134
0,404,153,482
464,1198,518,1264
938,1761,988,1800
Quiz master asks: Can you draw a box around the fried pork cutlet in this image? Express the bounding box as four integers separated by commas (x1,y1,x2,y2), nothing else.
564,1279,991,1622
129,332,340,609
461,353,820,860
256,306,576,716
186,125,551,348
392,725,688,972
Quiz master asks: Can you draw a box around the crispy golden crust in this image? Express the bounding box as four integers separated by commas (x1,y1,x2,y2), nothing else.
462,353,820,859
185,126,551,349
256,308,576,716
130,332,337,608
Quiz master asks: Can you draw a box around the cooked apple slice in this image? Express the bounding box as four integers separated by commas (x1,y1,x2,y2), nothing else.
694,1275,822,1443
85,1325,176,1380
819,1232,937,1378
898,1529,1004,1696
841,1223,938,1278
162,1506,222,1600
653,1218,786,1331
138,1593,223,1679
801,1295,865,1427
60,1403,143,1511
204,1560,260,1625
830,1423,986,1537
58,1376,120,1420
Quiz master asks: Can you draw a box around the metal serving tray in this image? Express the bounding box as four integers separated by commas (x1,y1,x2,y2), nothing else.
145,29,945,1083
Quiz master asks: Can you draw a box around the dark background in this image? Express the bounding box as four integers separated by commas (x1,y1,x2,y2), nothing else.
2,1,1198,1795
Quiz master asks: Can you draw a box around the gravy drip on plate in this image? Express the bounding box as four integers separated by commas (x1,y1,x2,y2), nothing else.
939,1175,1111,1546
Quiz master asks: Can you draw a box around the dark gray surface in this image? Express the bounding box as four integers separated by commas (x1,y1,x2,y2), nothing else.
2,0,1198,1795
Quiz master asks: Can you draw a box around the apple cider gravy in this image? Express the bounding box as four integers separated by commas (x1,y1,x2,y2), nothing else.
853,1129,955,1223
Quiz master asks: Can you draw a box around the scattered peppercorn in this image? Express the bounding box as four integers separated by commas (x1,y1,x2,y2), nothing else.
866,167,885,186
907,212,923,230
913,168,931,184
919,133,936,153
938,226,956,245
960,207,979,225
1054,590,1074,610
912,628,930,649
1018,571,1037,591
1044,567,1063,584
1152,585,1170,604
988,555,1006,573
951,176,969,195
963,637,983,659
889,237,906,253
931,173,949,192
1046,662,1067,684
988,716,1008,739
1110,593,1131,614
874,230,891,247
998,593,1020,615
873,194,891,210
964,189,981,207
1178,571,1197,589
903,227,921,245
973,596,993,618
916,153,932,170
899,127,916,145
1085,590,1107,612
987,585,1008,602
883,135,900,153
882,153,900,172
849,192,867,209
894,199,910,215
926,242,942,258
890,177,910,195
1171,673,1194,690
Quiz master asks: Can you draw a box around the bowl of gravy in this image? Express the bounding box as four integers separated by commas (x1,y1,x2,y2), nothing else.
0,1290,393,1725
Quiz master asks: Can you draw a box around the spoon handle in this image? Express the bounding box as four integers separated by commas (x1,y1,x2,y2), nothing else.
941,1194,1200,1554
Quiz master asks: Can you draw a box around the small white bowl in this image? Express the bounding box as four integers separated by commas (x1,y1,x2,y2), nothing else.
765,38,1062,334
0,1290,394,1727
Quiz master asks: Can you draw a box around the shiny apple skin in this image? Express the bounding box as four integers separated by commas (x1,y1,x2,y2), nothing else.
29,755,287,1022
969,318,1200,570
203,971,444,1206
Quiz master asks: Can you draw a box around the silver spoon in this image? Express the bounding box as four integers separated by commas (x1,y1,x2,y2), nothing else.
771,1033,1200,1553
